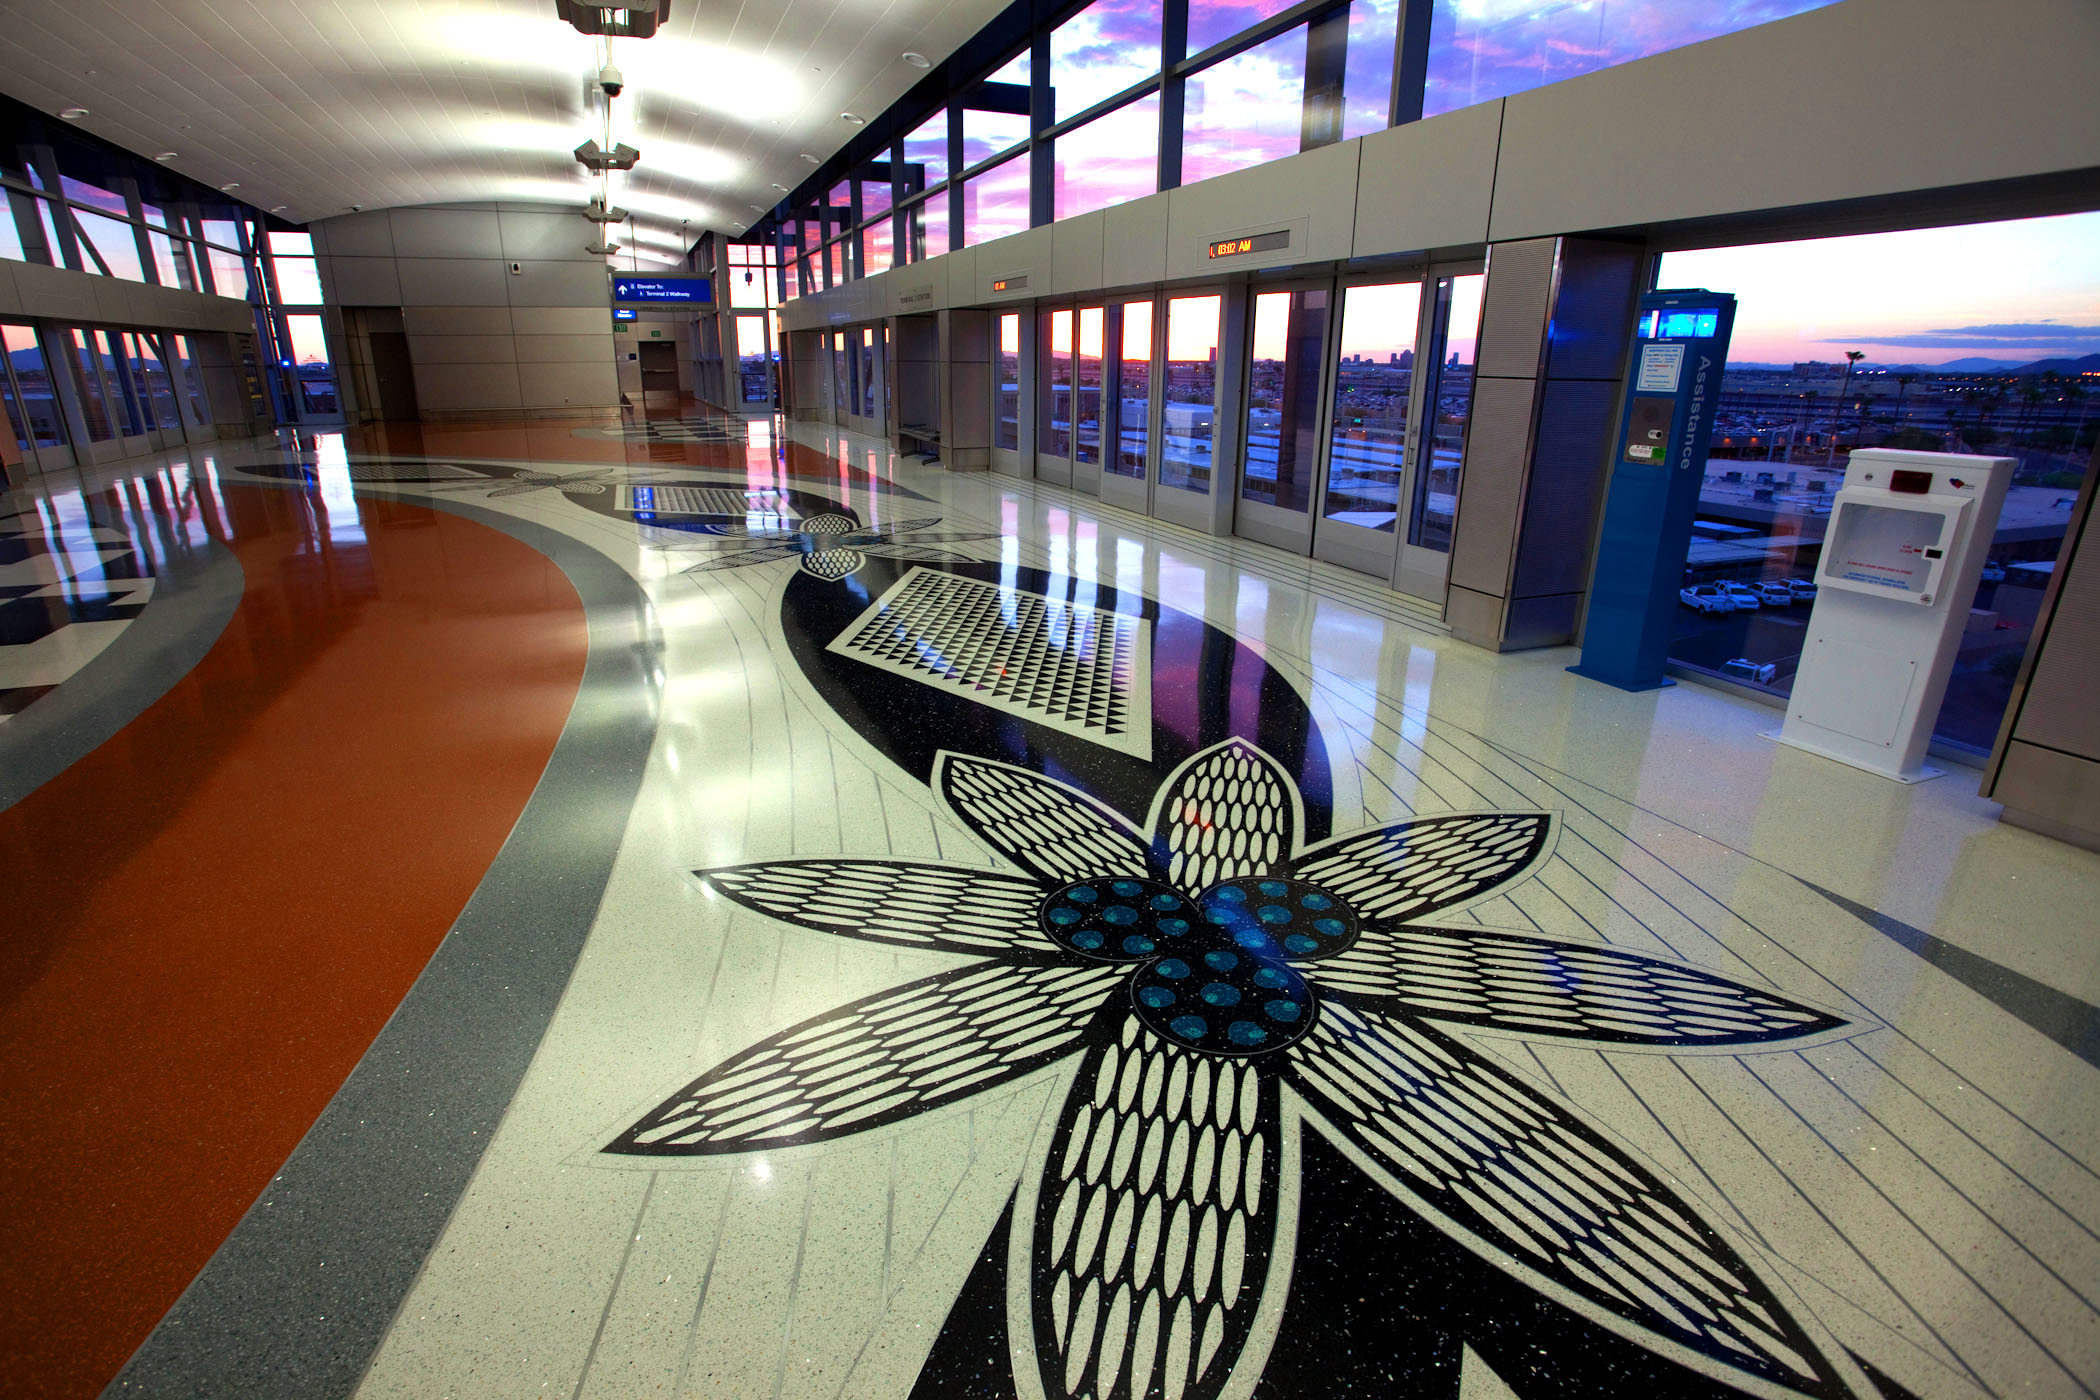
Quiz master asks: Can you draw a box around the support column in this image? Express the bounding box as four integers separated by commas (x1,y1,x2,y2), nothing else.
1445,236,1645,651
943,308,990,471
1983,444,2100,849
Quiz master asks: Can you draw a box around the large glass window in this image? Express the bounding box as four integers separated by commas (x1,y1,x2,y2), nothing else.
1042,309,1073,456
147,230,196,290
128,333,180,429
60,176,129,217
0,207,24,262
207,246,252,300
1408,273,1484,551
1342,0,1399,141
996,312,1020,450
1053,95,1159,221
1111,299,1152,478
861,163,893,220
902,111,949,193
831,331,850,412
285,314,338,414
1161,294,1222,493
74,210,144,281
1182,26,1307,186
273,254,324,303
736,314,770,403
1655,210,2099,755
167,333,212,424
67,330,114,441
1322,279,1422,531
964,52,1032,167
0,323,66,448
907,198,949,262
860,327,878,418
960,157,1031,248
1424,0,1842,118
1242,287,1329,513
863,217,894,276
1050,0,1162,118
1188,0,1297,55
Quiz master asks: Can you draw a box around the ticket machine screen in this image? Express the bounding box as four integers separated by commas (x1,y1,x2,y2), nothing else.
1639,308,1721,339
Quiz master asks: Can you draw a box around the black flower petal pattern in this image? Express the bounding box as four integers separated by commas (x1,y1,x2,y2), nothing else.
614,739,1859,1398
649,509,1002,579
444,468,615,499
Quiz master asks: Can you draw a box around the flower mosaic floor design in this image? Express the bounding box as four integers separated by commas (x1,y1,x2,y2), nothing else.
613,739,1861,1399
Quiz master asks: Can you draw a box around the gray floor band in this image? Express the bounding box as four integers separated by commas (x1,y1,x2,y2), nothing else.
1806,879,2100,1070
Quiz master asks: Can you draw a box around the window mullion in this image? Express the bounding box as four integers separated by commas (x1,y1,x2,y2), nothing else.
1390,0,1434,126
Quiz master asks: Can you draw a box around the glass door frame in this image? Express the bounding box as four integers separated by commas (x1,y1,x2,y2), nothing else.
1231,275,1340,556
989,305,1033,479
1097,295,1160,518
1391,258,1487,603
1311,264,1435,580
1152,281,1243,536
1034,303,1077,488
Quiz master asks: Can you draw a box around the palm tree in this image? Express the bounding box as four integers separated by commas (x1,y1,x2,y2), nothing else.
1894,372,1916,429
1827,350,1865,464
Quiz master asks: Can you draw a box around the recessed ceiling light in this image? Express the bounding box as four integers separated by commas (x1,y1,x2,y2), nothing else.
770,183,788,191
749,204,766,212
269,205,287,212
58,107,88,120
840,112,864,125
901,52,930,68
798,152,818,163
219,182,240,191
153,151,178,161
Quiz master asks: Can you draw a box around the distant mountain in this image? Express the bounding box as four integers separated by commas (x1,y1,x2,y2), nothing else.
1898,357,2028,372
2009,353,2100,376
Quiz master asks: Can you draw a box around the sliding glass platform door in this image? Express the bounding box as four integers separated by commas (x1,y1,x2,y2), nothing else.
1232,282,1331,555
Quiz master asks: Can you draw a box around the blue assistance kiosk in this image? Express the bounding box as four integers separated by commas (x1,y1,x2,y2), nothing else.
1568,289,1736,691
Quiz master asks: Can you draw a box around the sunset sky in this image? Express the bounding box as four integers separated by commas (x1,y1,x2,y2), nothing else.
1660,211,2100,366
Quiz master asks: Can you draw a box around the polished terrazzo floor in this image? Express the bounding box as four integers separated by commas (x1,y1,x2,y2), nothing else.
2,411,2096,1400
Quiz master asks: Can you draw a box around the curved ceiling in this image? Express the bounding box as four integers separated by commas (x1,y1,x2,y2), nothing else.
0,0,1004,258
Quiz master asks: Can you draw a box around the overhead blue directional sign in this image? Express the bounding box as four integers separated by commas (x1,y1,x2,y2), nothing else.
612,275,712,305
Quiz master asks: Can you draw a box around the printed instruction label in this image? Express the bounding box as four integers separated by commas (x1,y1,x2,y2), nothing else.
1636,342,1686,392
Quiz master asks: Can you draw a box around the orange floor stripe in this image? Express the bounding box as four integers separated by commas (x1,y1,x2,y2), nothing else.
0,484,588,1400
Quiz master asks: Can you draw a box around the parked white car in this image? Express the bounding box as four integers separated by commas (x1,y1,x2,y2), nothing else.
1721,657,1779,684
1749,580,1796,605
1786,577,1818,601
1717,581,1763,610
1680,584,1739,614
1980,562,2006,583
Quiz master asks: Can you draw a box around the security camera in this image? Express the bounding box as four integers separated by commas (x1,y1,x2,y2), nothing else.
597,64,624,98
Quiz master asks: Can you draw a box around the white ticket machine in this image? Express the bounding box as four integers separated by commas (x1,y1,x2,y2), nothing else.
1775,448,2012,782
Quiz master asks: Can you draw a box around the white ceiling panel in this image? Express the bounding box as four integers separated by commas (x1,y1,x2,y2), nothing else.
0,0,1004,250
